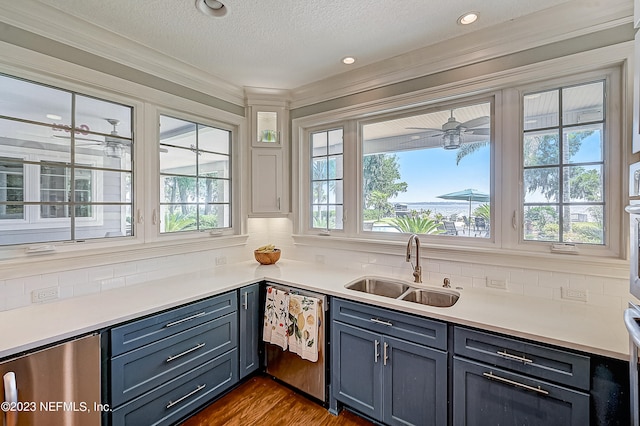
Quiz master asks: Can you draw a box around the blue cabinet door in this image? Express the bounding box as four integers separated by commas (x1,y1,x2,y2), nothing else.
239,284,260,379
453,356,590,426
332,321,383,420
383,336,447,426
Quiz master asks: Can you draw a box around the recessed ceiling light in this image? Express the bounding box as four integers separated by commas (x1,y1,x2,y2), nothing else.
196,0,227,17
342,57,356,65
46,114,62,121
457,12,479,25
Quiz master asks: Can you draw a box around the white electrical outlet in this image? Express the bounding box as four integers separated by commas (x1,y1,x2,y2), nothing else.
486,277,507,290
561,287,588,302
215,256,227,266
31,286,59,303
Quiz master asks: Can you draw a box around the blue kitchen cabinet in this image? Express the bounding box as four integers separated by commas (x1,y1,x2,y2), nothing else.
331,298,448,426
107,290,240,426
452,326,590,426
239,283,260,379
332,321,383,420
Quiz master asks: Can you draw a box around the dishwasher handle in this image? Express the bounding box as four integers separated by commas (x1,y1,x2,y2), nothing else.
3,372,18,426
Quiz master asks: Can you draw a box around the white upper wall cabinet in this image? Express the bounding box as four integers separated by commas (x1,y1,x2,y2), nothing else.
246,90,290,216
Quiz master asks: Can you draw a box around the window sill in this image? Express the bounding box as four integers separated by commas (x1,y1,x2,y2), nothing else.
0,234,249,279
292,234,628,279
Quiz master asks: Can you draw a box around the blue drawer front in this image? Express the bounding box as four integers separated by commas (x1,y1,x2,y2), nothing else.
111,312,237,406
111,348,238,426
111,291,237,356
454,326,590,390
332,298,447,350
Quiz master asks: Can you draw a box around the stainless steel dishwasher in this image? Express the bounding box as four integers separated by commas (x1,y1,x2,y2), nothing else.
1,333,102,426
264,282,328,403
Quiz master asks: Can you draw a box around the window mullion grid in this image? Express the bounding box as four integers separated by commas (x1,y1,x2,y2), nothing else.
558,89,564,242
70,93,77,239
195,124,200,231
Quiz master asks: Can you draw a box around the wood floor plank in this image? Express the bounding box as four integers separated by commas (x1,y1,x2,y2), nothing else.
181,375,373,426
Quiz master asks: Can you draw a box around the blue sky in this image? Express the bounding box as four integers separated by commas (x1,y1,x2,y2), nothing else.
390,144,491,203
388,129,601,204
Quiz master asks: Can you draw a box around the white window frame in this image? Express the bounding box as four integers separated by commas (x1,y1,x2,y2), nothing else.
293,52,627,269
0,44,246,271
150,106,240,242
309,126,345,233
504,68,623,258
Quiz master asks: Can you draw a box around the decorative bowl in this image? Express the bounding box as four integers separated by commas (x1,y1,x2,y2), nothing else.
254,249,281,265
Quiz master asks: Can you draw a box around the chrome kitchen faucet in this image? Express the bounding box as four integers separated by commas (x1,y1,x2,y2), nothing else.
406,234,422,283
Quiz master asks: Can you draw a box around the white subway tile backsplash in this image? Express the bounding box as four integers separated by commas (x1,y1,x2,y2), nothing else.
569,276,604,294
3,280,25,299
0,217,632,312
57,269,90,286
113,262,137,278
100,277,126,292
88,266,114,282
509,270,539,287
73,282,101,297
523,285,554,299
6,294,31,310
548,272,572,287
125,273,149,287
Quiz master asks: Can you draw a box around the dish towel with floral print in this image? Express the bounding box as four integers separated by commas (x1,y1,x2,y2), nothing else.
263,286,289,350
287,294,320,362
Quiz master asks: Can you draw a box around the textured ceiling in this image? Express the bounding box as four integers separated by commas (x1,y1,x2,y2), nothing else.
35,0,574,90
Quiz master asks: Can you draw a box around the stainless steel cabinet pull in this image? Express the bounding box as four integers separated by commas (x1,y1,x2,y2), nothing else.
370,318,393,327
383,342,389,366
483,372,549,395
165,311,207,328
375,340,380,363
497,350,533,364
166,343,206,362
166,384,206,409
243,292,248,310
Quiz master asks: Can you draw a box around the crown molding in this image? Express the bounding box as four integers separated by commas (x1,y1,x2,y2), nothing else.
244,86,292,107
0,0,245,107
290,0,633,109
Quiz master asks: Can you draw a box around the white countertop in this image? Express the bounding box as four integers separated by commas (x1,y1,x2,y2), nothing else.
0,259,630,361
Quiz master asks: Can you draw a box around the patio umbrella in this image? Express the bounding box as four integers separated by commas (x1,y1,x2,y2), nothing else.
437,188,490,233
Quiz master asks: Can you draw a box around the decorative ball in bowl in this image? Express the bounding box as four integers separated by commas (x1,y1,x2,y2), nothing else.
254,245,281,265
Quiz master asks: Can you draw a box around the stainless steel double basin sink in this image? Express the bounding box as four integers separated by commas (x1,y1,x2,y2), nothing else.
345,276,459,308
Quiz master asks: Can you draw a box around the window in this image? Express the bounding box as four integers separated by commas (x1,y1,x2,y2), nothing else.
0,74,134,246
159,115,231,233
361,102,491,237
0,159,23,220
310,128,344,231
522,81,605,245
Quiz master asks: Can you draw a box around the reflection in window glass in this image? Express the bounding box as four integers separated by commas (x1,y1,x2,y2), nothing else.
159,115,231,233
522,80,605,244
311,128,343,230
361,102,491,238
0,74,134,245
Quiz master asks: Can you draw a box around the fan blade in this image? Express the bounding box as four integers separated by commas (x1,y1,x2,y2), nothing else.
53,135,103,143
466,128,490,135
406,127,443,132
459,116,489,129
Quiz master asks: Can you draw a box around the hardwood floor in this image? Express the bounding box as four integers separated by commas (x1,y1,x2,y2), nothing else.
181,375,374,426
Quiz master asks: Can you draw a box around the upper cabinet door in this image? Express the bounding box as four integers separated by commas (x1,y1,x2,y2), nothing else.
252,106,286,147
